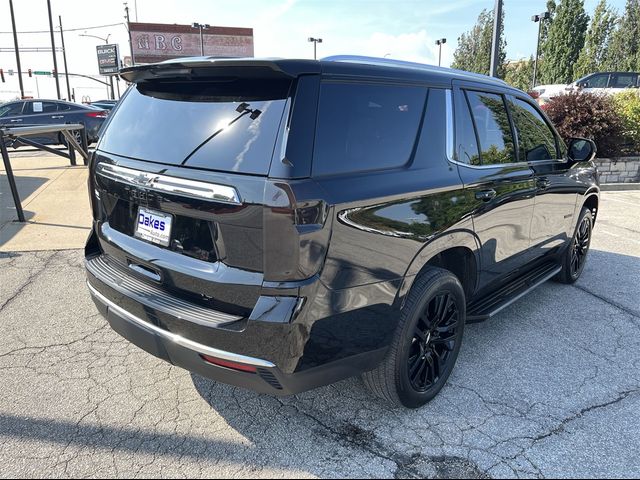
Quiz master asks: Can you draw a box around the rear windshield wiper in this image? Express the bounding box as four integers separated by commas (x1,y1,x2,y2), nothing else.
181,102,262,166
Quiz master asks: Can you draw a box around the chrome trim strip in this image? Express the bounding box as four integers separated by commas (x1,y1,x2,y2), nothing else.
96,163,241,204
87,282,276,369
445,89,455,162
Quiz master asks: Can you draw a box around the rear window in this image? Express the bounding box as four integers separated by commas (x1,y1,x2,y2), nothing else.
98,78,291,175
313,82,427,176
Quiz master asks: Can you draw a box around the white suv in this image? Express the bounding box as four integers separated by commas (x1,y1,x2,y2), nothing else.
533,72,639,104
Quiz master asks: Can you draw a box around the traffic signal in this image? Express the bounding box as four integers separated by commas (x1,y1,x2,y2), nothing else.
0,68,5,83
28,68,32,77
52,68,57,78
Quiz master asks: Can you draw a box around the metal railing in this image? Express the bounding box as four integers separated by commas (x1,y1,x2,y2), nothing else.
0,123,90,222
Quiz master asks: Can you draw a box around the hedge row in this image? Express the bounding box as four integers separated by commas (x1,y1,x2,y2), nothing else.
542,91,640,158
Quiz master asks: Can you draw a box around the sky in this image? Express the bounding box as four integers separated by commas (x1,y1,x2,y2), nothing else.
0,0,629,102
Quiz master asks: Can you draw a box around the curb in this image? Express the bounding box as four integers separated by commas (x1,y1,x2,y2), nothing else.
600,183,640,191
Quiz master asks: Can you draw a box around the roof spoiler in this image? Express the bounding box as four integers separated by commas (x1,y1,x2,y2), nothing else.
119,57,321,83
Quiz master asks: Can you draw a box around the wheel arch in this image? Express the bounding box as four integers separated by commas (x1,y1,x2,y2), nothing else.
396,229,481,309
583,191,599,225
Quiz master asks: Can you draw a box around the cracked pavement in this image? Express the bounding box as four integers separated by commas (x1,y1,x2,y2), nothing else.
1,190,639,478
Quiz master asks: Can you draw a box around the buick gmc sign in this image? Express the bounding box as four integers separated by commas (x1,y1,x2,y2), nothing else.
96,44,120,75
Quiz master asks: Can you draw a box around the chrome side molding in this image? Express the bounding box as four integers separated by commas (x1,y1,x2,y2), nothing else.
96,163,241,204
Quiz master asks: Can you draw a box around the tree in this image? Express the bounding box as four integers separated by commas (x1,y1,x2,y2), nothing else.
605,0,640,71
574,0,618,78
451,8,506,78
504,57,535,91
540,0,589,84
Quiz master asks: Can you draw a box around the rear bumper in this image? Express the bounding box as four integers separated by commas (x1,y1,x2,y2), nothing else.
86,267,390,396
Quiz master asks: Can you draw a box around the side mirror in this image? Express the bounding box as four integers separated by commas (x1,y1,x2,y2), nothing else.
567,138,597,163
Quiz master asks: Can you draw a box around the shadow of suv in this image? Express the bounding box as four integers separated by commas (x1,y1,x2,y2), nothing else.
84,56,599,408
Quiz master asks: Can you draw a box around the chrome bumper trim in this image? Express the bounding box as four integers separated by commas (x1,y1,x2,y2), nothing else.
87,281,276,369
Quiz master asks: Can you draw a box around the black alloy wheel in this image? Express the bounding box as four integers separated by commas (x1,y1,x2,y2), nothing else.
362,267,466,408
570,214,591,279
555,206,593,284
408,292,461,392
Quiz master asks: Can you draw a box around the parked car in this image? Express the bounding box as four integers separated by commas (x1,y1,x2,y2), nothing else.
0,99,108,146
533,71,640,104
90,100,118,111
85,56,599,408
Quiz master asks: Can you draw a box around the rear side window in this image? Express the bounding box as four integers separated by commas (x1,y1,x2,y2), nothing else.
610,73,638,88
313,82,427,176
465,91,516,165
509,98,557,161
99,78,291,175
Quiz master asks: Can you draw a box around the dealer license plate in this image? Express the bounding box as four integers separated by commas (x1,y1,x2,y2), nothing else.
134,207,172,247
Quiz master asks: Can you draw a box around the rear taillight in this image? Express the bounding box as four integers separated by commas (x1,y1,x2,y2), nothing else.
86,110,108,119
263,182,331,282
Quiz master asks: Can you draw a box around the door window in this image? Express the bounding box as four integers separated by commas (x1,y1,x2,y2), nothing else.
581,74,609,88
0,102,24,117
313,82,427,176
456,93,481,165
610,73,638,88
465,91,516,165
509,98,557,161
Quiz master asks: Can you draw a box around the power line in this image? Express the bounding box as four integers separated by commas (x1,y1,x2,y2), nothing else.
0,22,126,35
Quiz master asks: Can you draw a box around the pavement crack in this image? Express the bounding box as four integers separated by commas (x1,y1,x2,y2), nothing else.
528,387,639,444
572,283,640,321
0,250,60,314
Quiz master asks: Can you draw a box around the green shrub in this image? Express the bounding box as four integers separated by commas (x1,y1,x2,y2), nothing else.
543,92,627,157
612,90,640,155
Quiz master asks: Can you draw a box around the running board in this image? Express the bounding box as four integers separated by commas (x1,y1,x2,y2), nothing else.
466,262,562,323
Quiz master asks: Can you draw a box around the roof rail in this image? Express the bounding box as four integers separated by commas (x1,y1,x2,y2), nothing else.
321,55,508,85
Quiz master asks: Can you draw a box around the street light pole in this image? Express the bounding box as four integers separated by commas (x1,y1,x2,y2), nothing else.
192,23,211,56
308,37,323,60
531,11,551,89
47,0,61,99
435,38,447,67
490,0,503,78
59,16,72,101
8,0,24,99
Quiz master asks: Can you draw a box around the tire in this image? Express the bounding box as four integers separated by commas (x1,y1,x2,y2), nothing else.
362,267,466,408
555,207,593,284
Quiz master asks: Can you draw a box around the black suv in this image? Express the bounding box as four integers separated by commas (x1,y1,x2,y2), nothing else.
85,56,599,408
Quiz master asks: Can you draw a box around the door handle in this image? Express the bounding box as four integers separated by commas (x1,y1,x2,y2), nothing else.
50,115,64,119
536,177,551,190
9,118,23,122
475,189,497,202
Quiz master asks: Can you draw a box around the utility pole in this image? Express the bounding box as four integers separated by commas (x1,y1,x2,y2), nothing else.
489,0,503,78
47,0,61,99
59,16,72,101
9,0,24,99
124,3,135,66
531,12,551,89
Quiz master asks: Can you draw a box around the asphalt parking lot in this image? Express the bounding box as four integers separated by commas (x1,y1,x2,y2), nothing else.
0,190,639,478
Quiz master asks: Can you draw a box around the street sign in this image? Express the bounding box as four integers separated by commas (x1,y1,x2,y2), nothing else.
33,71,51,76
96,44,120,75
